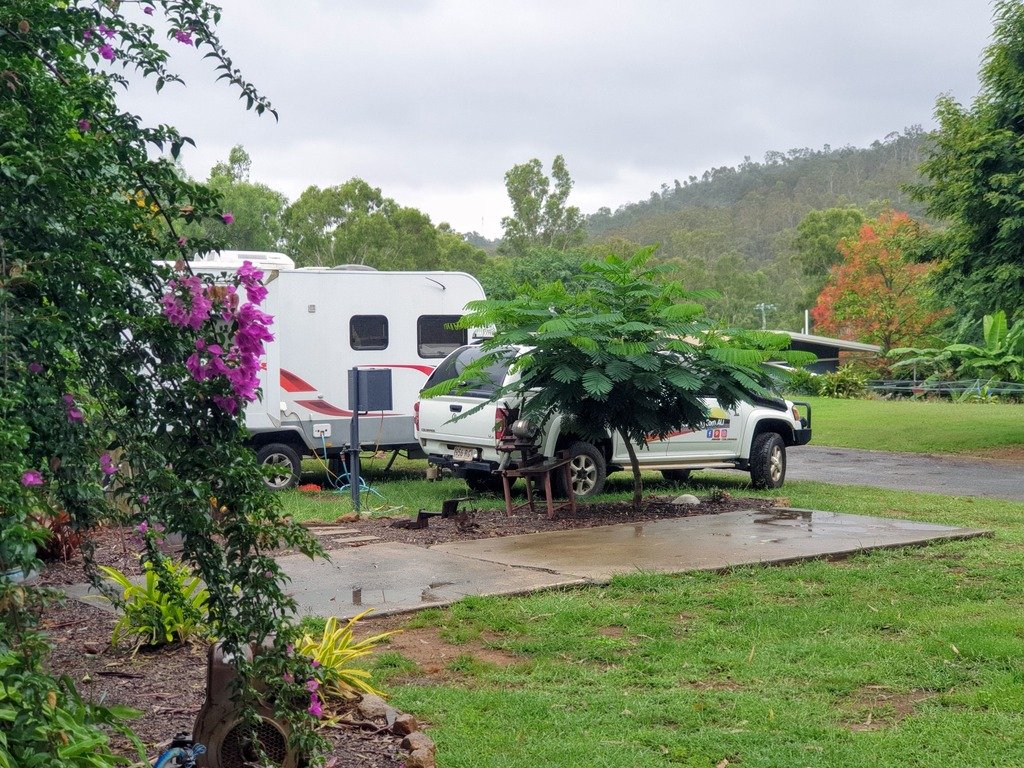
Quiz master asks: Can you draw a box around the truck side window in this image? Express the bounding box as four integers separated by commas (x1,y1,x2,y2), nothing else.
350,315,388,350
417,315,466,358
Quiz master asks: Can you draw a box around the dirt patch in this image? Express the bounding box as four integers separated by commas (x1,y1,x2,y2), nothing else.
377,625,521,682
345,493,777,548
969,445,1024,464
837,685,934,731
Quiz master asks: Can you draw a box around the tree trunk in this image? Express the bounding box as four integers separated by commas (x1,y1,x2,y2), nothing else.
619,429,643,509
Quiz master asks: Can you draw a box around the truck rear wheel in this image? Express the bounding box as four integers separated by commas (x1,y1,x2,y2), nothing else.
554,441,606,499
465,470,509,495
256,443,301,491
750,433,786,489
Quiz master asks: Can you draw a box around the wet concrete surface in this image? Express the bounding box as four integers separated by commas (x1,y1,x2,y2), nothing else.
65,509,989,619
432,508,990,581
787,446,1024,500
275,543,586,618
65,543,587,619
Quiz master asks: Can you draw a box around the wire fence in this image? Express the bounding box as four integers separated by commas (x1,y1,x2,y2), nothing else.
866,379,1024,398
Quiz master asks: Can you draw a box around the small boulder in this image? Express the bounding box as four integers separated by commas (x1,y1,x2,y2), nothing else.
404,748,436,768
401,731,436,756
356,693,390,720
338,512,359,523
671,494,700,506
392,712,419,736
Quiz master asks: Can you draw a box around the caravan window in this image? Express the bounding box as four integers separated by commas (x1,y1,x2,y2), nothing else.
350,315,388,350
417,315,466,358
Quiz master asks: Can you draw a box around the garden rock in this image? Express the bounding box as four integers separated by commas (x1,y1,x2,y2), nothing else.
671,494,701,506
404,748,436,768
356,692,390,719
401,731,436,756
392,712,419,736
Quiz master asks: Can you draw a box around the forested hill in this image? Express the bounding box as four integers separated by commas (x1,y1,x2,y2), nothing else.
582,127,931,330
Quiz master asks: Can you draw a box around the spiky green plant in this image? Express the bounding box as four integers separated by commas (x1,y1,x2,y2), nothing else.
297,611,399,700
99,560,209,649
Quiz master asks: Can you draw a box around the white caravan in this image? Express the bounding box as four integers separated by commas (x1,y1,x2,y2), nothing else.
187,252,487,488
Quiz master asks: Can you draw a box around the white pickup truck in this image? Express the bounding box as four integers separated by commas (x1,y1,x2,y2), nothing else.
414,343,812,497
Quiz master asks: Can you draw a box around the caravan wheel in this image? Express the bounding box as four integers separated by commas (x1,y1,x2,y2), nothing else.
256,443,301,490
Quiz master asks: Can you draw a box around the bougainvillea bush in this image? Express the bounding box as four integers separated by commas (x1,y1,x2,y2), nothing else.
0,1,326,764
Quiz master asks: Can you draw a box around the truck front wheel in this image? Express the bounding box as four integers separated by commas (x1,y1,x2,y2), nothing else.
750,433,786,489
555,441,607,499
256,443,301,491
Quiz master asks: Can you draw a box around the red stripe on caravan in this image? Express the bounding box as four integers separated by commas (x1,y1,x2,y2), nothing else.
293,400,400,417
281,369,316,392
372,364,436,376
293,400,353,416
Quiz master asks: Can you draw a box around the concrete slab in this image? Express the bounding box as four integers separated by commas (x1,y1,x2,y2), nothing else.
277,542,585,619
431,508,990,580
64,543,586,620
64,509,988,621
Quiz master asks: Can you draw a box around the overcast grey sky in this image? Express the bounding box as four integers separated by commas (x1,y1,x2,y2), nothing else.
121,1,994,238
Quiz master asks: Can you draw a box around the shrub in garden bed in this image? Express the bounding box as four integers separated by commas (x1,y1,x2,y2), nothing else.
1,2,327,764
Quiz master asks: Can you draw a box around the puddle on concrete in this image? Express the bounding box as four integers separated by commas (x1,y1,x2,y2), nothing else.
754,509,814,531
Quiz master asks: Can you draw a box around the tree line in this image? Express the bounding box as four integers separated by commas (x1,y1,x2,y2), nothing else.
198,0,1024,355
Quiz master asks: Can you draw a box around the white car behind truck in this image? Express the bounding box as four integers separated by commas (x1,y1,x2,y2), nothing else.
415,343,812,496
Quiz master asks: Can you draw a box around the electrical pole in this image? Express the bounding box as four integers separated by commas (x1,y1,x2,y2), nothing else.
754,302,776,330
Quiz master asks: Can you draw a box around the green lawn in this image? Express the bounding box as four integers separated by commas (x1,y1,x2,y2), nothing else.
796,396,1024,456
363,479,1024,768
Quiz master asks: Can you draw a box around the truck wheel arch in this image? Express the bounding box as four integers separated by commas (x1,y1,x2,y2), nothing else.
744,419,796,457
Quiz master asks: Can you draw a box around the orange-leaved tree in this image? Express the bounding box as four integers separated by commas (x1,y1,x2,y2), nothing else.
811,211,947,357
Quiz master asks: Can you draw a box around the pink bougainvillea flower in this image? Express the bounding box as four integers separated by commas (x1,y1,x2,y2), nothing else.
62,394,75,406
138,495,150,505
138,521,149,534
97,24,115,39
67,406,84,422
311,659,321,668
99,43,115,61
307,694,323,718
306,678,319,693
286,643,295,655
177,236,188,246
211,395,238,414
27,362,43,374
282,672,294,684
221,212,234,225
77,119,91,133
83,27,93,40
21,470,43,487
173,29,193,45
144,5,155,14
99,453,118,476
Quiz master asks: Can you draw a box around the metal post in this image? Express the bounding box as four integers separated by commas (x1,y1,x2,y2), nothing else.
347,368,360,512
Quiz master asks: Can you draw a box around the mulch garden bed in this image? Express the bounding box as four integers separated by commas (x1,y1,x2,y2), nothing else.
37,492,777,766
